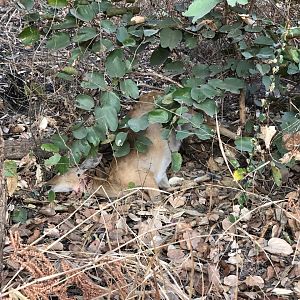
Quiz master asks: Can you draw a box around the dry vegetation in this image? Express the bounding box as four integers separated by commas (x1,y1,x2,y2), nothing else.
0,0,300,299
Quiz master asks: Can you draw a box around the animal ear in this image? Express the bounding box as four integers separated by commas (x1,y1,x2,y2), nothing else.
80,153,103,172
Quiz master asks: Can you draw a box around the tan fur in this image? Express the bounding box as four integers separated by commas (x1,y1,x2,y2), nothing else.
48,91,180,199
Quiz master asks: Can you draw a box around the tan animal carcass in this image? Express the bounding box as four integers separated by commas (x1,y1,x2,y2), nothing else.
47,91,181,199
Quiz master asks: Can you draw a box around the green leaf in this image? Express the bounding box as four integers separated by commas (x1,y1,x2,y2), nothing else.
51,134,68,150
120,79,139,99
92,38,114,53
41,143,59,153
193,99,218,117
194,125,214,140
185,33,198,49
73,27,97,43
86,127,102,146
148,109,170,124
95,106,118,131
256,63,271,75
128,114,149,132
75,94,95,111
116,26,129,43
233,168,246,181
244,25,263,33
12,208,28,224
48,190,56,202
68,47,85,64
113,141,130,157
173,87,193,105
192,64,210,78
234,137,255,152
254,35,274,46
115,132,128,147
150,47,170,66
81,72,107,90
190,112,204,128
287,63,299,75
105,49,126,78
101,91,120,112
222,78,245,93
24,12,40,22
18,27,40,45
52,16,76,29
70,141,82,164
202,29,216,39
160,28,182,50
101,20,117,33
61,66,78,75
271,166,282,187
200,84,220,98
92,124,106,142
45,153,61,167
256,47,274,59
191,87,206,102
47,0,67,8
46,32,70,49
72,126,88,139
171,152,182,172
144,29,159,36
236,60,255,78
183,0,221,22
70,4,96,22
4,160,17,177
18,0,34,10
176,129,193,140
164,61,185,75
134,135,152,153
227,0,248,6
54,156,70,174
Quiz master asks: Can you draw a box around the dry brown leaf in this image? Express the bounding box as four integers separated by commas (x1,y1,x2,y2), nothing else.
39,116,48,130
207,157,220,172
245,275,264,288
182,230,202,250
264,237,293,256
239,14,255,25
232,205,251,221
272,288,293,295
227,254,243,266
280,150,300,163
199,19,218,31
35,164,43,183
282,132,300,151
130,16,146,24
9,124,26,134
27,228,41,244
19,153,36,167
224,275,238,287
6,175,18,196
168,176,184,186
167,245,185,260
222,218,236,233
294,281,300,296
47,241,64,251
259,126,276,149
208,264,221,287
266,265,276,281
169,195,186,208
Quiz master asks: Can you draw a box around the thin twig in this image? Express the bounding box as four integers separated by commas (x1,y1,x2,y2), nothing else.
0,127,6,287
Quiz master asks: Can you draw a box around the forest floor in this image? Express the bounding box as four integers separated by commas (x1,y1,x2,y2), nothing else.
0,1,300,300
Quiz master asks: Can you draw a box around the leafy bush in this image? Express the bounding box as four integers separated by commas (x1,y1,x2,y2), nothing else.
17,0,300,186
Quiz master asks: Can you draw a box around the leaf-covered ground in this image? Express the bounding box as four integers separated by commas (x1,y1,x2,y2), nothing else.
1,1,300,300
